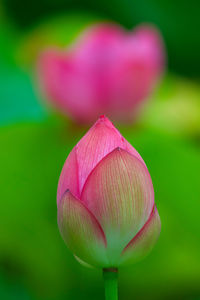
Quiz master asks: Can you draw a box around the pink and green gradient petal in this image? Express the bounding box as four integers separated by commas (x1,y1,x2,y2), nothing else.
81,148,154,263
120,206,161,266
58,190,108,267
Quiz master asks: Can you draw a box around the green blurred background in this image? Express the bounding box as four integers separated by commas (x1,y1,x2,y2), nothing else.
0,0,200,299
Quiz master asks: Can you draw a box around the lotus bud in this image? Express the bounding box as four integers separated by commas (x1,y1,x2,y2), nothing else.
38,23,165,123
57,116,161,268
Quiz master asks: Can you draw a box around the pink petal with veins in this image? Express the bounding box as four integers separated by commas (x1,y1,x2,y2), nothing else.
81,148,154,261
57,116,145,203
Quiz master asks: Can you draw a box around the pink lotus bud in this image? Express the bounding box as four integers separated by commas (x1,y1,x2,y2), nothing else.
57,116,161,267
38,23,165,123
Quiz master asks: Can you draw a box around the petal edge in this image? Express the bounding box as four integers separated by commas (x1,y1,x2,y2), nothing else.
58,190,108,267
120,205,161,266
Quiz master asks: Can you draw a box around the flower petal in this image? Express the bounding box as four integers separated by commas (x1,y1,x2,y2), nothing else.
133,25,165,78
57,148,79,204
120,206,161,266
81,147,154,264
108,24,165,121
75,116,145,193
74,23,124,63
57,116,144,203
38,49,72,111
58,190,108,267
38,49,101,123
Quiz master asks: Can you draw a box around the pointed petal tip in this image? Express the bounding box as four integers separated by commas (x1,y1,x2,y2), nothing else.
59,189,72,203
94,115,115,129
99,114,107,119
108,146,126,155
63,188,70,195
91,117,124,143
110,147,145,165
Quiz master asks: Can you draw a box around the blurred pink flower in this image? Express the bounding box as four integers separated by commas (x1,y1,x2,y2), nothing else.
38,23,165,123
57,116,161,267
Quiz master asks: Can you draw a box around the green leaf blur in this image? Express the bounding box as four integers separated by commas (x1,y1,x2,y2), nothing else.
0,3,200,300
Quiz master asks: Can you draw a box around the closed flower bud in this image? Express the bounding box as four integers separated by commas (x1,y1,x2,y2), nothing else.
38,23,165,123
57,116,161,268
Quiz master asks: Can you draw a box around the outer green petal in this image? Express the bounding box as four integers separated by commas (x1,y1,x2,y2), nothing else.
58,190,108,267
120,206,161,266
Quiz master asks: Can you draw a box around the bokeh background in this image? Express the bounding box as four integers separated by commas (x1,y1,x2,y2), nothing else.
0,0,200,299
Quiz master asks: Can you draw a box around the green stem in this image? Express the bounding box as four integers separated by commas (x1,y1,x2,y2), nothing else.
103,268,118,300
